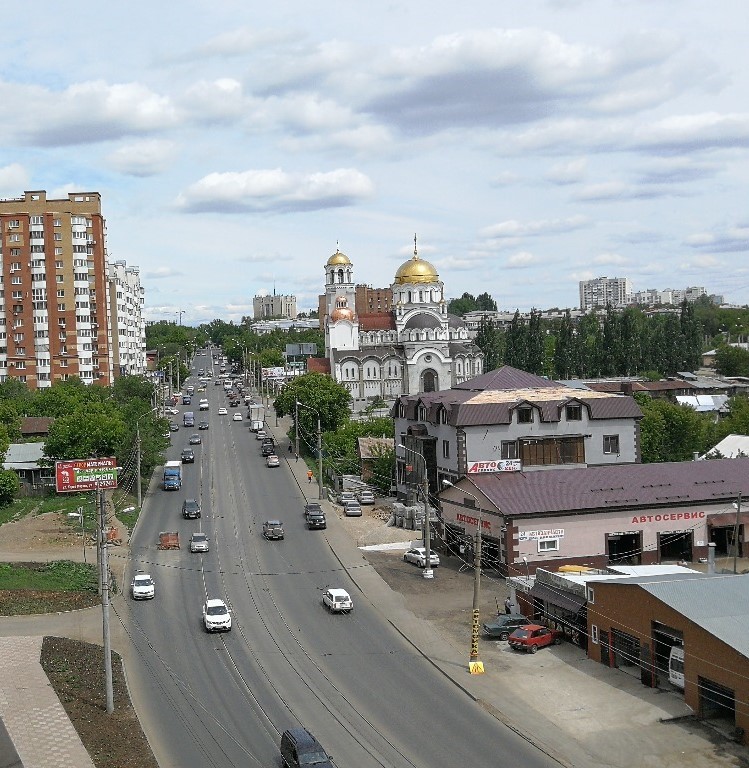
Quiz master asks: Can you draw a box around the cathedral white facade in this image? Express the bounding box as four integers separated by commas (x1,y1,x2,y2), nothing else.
320,244,483,404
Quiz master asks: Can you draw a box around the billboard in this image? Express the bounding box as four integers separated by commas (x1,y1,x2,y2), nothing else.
55,458,118,493
467,459,522,474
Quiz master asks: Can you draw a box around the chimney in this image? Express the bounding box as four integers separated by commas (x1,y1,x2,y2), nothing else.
622,381,633,396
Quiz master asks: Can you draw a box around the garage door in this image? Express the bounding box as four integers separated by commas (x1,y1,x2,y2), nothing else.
611,629,641,673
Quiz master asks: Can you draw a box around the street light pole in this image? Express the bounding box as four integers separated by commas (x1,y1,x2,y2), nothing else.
443,479,485,674
297,401,323,500
734,494,742,574
398,443,433,580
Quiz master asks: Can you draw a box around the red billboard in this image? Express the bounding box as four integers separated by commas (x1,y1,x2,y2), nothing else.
55,458,118,493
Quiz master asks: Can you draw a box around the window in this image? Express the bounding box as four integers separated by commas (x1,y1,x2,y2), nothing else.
603,435,620,455
54,233,62,241
58,304,66,311
7,220,19,229
13,334,24,343
53,219,61,227
30,216,43,225
521,436,585,467
500,441,518,460
55,247,63,256
538,538,559,552
8,234,20,242
55,261,63,269
442,440,450,459
517,407,533,424
10,262,21,272
57,289,65,297
56,275,64,283
591,625,599,644
566,404,582,421
586,587,595,604
11,291,22,299
11,277,22,285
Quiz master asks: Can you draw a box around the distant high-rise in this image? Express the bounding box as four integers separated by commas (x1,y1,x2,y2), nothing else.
253,293,297,320
108,260,146,377
579,276,632,311
0,190,145,388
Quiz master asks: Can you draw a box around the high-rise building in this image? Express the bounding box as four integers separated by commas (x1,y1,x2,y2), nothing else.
253,292,297,320
579,276,632,311
0,190,144,389
108,260,146,376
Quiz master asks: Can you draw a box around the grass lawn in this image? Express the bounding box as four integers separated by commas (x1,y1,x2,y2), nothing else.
0,492,93,526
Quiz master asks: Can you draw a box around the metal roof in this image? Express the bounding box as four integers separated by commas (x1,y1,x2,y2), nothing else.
596,573,749,659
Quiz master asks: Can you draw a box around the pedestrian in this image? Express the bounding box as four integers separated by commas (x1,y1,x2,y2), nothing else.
288,443,292,453
307,470,313,484
504,597,512,614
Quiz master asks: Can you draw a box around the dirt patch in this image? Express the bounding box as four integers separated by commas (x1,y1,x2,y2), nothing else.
0,588,100,615
333,503,419,547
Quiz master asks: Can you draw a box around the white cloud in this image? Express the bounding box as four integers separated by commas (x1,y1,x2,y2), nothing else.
0,163,29,194
175,168,375,213
143,266,183,279
546,158,587,185
480,215,589,239
106,139,177,177
592,252,627,265
505,252,536,268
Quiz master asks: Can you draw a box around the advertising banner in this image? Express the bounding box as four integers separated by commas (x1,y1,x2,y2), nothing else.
467,459,522,474
55,458,118,493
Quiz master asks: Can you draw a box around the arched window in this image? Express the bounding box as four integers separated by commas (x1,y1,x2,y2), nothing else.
422,370,437,392
337,268,344,283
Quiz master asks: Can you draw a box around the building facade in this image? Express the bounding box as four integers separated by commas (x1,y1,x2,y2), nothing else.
253,293,297,320
0,190,145,389
579,276,632,311
319,244,483,407
107,259,146,376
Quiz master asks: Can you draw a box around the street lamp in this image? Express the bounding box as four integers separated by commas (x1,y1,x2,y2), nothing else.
398,443,434,580
135,407,160,509
296,401,323,500
443,479,485,674
176,310,185,326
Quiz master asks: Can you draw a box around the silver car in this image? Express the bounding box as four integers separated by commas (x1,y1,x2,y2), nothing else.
189,532,209,553
403,547,440,568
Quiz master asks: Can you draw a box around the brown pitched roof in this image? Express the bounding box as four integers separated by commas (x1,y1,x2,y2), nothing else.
19,417,54,436
306,357,331,375
454,366,557,391
468,458,749,517
359,313,397,331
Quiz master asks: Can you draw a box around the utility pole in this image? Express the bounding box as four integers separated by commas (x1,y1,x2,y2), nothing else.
316,415,323,500
734,493,742,574
294,400,300,459
136,425,142,509
176,352,181,393
98,487,114,713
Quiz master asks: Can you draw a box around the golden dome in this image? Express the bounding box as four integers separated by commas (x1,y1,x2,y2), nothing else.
394,254,439,285
330,295,355,322
326,248,351,266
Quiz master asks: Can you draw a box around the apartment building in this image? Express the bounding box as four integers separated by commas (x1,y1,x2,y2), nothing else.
579,276,632,311
0,189,141,389
253,293,297,320
108,259,146,376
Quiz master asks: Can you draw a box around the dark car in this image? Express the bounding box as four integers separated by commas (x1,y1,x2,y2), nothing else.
189,433,202,445
198,421,209,430
182,498,201,519
229,398,240,407
304,502,323,517
481,614,531,641
280,727,333,768
180,449,195,463
169,422,179,432
305,508,327,530
261,443,275,457
262,520,285,540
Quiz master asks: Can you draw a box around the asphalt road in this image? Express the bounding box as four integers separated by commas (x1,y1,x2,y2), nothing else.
122,364,560,768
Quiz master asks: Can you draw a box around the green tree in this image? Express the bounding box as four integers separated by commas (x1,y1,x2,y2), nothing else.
0,469,20,506
322,418,394,477
475,292,497,311
368,445,395,494
526,309,544,375
475,318,504,372
715,345,749,377
274,373,352,437
447,292,478,316
43,405,127,462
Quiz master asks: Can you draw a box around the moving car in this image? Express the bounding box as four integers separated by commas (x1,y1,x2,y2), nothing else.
305,507,327,529
280,727,334,768
202,598,231,632
169,422,179,432
357,489,375,505
189,433,202,444
343,500,362,517
403,547,440,568
198,421,209,430
232,412,243,421
130,572,155,600
180,449,195,463
508,624,563,653
262,520,285,540
218,407,228,416
266,454,280,467
261,443,275,457
482,614,531,641
304,502,323,516
182,498,201,519
255,430,267,440
322,588,353,613
189,532,209,553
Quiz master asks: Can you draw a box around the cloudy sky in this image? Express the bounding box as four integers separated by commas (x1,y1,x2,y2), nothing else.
2,0,748,324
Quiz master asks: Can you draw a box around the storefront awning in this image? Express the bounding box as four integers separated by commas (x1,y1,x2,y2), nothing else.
530,582,587,614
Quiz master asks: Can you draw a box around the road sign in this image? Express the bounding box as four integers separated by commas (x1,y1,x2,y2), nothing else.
55,458,118,493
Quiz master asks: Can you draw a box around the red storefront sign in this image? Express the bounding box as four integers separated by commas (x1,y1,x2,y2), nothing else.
55,458,118,493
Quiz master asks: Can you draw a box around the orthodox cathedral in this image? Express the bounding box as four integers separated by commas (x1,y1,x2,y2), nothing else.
311,240,483,405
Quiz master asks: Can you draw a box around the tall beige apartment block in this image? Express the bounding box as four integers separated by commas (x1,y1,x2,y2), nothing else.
0,190,113,388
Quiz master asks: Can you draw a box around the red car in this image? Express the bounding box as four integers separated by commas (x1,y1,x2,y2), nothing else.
508,624,563,653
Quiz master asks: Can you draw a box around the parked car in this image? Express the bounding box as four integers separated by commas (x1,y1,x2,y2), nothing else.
262,520,284,540
130,572,155,600
180,449,195,463
169,422,180,432
321,588,353,613
189,433,202,444
338,491,356,506
508,624,563,653
202,598,231,632
343,500,362,517
357,489,375,505
266,454,280,467
482,614,531,640
182,498,201,519
403,547,440,568
189,532,209,553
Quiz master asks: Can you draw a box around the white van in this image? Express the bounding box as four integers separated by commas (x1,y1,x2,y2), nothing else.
668,645,685,689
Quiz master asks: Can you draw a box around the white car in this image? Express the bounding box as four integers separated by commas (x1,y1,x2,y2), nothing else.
130,573,155,600
338,491,356,506
232,412,243,421
218,407,228,415
255,430,267,440
189,532,209,553
203,598,232,632
322,588,353,613
266,454,280,467
403,547,440,568
357,489,375,505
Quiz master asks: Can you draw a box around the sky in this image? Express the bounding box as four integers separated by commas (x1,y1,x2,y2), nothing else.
1,0,748,325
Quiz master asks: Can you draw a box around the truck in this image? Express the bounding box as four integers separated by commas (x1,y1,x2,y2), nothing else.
163,460,182,491
249,403,265,432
